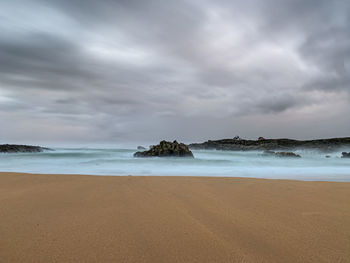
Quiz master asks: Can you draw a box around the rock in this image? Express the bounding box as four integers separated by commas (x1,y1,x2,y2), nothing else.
258,137,265,140
137,146,146,150
0,144,51,153
325,155,331,158
275,152,301,158
261,150,301,158
341,152,350,158
134,140,194,158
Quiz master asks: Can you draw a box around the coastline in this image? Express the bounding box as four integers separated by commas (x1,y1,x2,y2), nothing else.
1,172,350,262
1,171,350,182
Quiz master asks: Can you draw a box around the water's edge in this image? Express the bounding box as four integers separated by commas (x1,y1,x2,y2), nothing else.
1,148,349,182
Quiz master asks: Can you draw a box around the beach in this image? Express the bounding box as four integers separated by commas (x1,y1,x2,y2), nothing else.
1,172,349,263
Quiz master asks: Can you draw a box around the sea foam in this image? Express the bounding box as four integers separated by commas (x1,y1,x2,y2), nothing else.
0,148,349,181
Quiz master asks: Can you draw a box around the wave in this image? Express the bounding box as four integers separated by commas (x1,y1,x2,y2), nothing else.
0,148,349,181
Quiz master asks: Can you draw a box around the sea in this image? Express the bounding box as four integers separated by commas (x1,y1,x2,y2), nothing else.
1,148,350,181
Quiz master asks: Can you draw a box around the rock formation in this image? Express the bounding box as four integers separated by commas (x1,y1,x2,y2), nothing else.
341,152,350,158
0,144,50,153
134,140,194,158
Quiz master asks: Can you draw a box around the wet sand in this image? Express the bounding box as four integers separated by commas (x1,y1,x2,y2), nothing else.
1,172,349,262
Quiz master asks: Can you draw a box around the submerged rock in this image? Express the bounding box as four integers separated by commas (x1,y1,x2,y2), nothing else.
262,150,301,158
0,144,50,153
137,146,146,150
275,152,301,158
341,152,350,158
134,140,194,158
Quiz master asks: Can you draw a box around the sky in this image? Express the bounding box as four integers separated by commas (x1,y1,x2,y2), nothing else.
0,0,349,146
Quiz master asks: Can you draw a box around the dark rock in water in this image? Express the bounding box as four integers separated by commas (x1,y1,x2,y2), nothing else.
0,144,51,153
341,152,350,158
258,137,266,141
262,150,301,158
134,140,194,158
189,137,350,152
137,146,146,150
325,155,331,158
275,152,301,158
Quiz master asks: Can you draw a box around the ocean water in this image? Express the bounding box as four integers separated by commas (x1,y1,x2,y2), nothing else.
1,148,350,181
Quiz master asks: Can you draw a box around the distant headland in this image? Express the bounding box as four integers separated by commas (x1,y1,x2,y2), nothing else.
0,144,51,153
188,137,350,152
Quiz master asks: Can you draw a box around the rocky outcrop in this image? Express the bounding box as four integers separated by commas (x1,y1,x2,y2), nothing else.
134,140,194,158
341,152,350,158
262,150,301,158
189,137,350,152
137,146,146,150
0,144,50,153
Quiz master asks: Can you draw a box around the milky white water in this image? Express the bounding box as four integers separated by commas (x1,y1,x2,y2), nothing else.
1,148,350,181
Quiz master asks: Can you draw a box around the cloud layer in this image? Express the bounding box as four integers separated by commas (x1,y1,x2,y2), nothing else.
1,0,349,145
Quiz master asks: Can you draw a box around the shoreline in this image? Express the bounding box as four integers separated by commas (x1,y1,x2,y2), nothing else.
1,171,350,183
1,172,350,262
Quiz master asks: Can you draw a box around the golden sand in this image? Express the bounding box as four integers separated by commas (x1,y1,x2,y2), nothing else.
1,172,349,262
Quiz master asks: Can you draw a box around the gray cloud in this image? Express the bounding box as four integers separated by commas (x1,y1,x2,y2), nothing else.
0,0,349,145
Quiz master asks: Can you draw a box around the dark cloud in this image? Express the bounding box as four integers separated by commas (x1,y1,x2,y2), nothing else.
0,0,349,144
0,33,94,90
300,26,350,92
256,95,299,114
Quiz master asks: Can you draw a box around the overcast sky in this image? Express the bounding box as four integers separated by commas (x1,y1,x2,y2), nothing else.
0,0,349,146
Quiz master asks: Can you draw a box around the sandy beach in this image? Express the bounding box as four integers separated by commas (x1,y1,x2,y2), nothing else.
1,172,349,263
